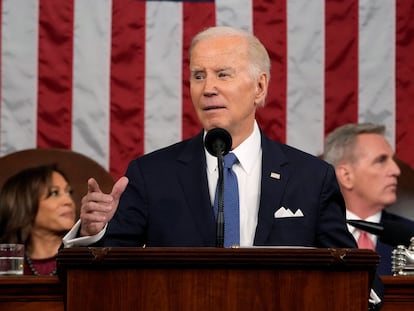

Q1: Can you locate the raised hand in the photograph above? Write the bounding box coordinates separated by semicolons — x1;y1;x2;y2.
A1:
79;176;128;236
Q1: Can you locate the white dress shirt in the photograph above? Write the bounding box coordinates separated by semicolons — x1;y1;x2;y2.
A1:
206;121;262;247
346;210;382;305
346;210;382;248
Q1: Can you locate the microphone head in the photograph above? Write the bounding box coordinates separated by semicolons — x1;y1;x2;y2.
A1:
204;128;232;157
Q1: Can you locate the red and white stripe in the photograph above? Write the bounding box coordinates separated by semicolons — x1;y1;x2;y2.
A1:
1;0;413;179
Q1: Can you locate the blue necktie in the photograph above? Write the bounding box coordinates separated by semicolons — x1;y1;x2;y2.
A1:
214;152;240;247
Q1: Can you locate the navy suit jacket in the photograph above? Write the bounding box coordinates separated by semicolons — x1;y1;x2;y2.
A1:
98;129;384;304
376;210;414;275
102;130;357;249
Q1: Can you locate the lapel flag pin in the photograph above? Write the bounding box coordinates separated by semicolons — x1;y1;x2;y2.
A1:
270;172;281;180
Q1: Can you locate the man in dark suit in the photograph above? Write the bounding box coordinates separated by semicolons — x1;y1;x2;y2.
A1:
376;210;414;275
64;26;355;249
63;26;382;308
324;122;414;275
83;130;353;248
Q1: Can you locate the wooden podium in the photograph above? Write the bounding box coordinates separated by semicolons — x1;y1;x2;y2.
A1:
382;276;414;311
57;247;378;311
0;276;63;311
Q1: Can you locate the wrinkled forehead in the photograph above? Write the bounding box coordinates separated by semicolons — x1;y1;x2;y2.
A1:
353;134;394;159
356;133;393;150
190;36;249;68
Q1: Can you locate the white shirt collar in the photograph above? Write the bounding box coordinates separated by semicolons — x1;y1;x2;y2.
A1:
205;121;261;174
346;210;382;234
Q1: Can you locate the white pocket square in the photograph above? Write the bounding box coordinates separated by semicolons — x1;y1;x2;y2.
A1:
274;207;304;218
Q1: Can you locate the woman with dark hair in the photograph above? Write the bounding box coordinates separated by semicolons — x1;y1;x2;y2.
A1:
0;164;76;275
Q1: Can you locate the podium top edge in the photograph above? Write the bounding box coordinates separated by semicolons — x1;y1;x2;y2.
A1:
56;247;379;273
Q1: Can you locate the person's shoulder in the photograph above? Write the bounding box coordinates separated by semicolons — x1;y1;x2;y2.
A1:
382;210;414;226
262;132;329;167
380;210;414;246
281;143;322;161
132;130;204;163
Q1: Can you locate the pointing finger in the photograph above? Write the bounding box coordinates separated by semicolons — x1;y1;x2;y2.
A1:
110;176;129;201
87;178;102;194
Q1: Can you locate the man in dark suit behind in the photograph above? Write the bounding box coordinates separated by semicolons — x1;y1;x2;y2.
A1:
324;122;414;275
63;26;382;308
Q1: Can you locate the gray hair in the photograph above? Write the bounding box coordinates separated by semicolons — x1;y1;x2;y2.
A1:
189;26;271;107
323;123;386;166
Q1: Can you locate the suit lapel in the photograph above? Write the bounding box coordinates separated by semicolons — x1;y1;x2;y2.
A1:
254;133;291;245
176;131;217;245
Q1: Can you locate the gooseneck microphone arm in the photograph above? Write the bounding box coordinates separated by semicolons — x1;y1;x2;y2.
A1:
346;219;384;236
204;128;232;248
346;219;414;247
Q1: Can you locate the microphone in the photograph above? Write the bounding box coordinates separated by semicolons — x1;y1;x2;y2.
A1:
346;219;414;247
205;128;232;157
204;128;232;247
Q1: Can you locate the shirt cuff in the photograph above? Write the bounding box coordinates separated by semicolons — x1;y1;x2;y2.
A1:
62;219;107;247
369;289;381;305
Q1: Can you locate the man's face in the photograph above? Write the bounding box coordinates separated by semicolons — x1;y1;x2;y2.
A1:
349;133;400;209
189;35;267;148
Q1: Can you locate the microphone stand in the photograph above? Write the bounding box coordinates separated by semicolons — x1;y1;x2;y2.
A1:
216;153;224;248
204;127;232;248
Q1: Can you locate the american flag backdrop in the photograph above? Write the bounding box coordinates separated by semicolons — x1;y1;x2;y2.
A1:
1;0;414;180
